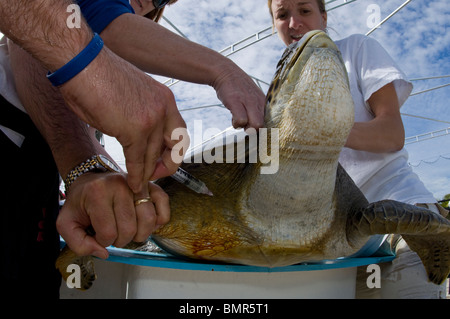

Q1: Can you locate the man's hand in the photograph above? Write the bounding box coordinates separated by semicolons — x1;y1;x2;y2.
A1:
59;46;187;193
56;172;170;259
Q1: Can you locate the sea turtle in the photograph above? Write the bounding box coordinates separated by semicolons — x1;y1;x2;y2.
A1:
56;30;450;290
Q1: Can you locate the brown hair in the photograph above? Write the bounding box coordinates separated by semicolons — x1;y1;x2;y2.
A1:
144;0;179;22
267;0;326;18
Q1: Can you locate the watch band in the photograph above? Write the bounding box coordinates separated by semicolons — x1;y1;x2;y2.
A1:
63;155;118;194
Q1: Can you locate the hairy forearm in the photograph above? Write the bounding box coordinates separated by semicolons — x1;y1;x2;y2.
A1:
101;13;236;86
8;40;110;178
0;0;92;71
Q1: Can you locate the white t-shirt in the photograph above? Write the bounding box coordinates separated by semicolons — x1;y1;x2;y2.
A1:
0;36;27;147
334;34;436;257
335;34;435;205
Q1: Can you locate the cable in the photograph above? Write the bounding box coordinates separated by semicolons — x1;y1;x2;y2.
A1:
408;153;450;167
410;75;450;81
410;83;450;96
401;114;450;125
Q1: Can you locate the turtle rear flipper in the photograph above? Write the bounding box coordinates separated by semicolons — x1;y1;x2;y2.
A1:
402;233;450;285
55;246;96;290
346;200;450;285
55;241;146;290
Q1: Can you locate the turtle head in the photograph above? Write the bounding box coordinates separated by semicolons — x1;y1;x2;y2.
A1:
265;30;354;153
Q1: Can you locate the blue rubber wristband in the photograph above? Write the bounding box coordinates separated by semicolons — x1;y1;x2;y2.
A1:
47;33;104;87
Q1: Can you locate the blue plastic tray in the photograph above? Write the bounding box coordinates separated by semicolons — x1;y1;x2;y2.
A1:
104;245;395;273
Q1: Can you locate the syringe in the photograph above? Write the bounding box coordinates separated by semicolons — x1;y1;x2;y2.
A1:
171;167;213;196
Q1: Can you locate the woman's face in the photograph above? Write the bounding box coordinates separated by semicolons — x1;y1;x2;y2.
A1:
271;0;327;46
129;0;155;16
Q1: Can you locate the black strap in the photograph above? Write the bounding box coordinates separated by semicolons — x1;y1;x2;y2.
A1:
0;94;34;137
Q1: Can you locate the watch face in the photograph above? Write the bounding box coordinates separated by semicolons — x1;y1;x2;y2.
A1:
98;155;121;172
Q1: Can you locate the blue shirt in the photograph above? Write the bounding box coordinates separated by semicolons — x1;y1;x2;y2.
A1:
77;0;135;34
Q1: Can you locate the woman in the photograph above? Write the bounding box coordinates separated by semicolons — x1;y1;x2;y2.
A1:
268;0;447;298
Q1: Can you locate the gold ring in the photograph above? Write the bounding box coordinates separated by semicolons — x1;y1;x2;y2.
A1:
134;197;152;206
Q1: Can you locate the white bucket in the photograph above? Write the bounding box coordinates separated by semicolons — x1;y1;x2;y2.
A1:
60;246;394;299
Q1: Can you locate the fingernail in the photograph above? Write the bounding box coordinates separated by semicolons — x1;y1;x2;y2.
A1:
92;250;108;259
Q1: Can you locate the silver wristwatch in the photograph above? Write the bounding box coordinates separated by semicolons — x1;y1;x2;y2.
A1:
64;154;121;193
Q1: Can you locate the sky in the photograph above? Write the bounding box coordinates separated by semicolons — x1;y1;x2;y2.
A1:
105;0;450;201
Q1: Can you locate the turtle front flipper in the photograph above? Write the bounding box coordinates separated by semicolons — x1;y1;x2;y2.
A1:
346;200;450;285
55;246;97;290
